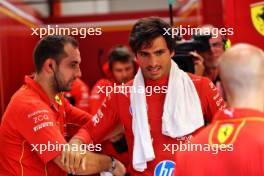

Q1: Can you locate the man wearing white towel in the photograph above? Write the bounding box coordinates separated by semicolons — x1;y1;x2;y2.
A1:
62;17;226;176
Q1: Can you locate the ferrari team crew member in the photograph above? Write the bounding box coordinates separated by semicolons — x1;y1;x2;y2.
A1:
175;44;264;176
0;35;125;176
89;45;136;115
199;25;227;99
64;17;226;176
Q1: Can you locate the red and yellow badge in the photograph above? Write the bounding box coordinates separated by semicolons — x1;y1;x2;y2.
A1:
208;120;246;145
55;94;62;106
250;1;264;36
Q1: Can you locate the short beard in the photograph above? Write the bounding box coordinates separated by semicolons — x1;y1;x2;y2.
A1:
52;72;72;93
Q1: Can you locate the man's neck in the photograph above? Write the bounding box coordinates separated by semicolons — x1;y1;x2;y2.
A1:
204;67;219;81
228;95;264;112
34;74;57;101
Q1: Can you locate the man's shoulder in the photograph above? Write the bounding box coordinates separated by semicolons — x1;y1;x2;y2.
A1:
188;73;210;84
94;78;113;87
72;78;89;90
187;73;213;92
90;79;113;95
7;85;50;114
101;80;134;102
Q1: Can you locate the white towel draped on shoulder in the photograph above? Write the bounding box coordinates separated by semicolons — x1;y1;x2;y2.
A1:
130;60;204;172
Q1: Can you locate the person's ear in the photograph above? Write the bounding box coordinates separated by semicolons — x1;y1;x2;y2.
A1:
43;59;55;73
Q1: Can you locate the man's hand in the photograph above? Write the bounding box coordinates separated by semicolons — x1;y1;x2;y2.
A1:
61;138;85;174
111;158;126;176
112;160;126;176
190;51;205;76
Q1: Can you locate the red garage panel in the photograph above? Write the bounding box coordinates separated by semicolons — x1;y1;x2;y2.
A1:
0;2;40;117
223;0;264;49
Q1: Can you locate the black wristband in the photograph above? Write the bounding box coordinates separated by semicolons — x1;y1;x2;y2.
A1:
108;156;116;173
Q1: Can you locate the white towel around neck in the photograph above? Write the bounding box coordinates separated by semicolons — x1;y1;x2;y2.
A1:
130;60;204;172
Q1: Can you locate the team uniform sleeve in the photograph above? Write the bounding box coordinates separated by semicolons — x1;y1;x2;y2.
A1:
74;93;120;144
200;78;226;123
13;103;67;164
64;98;92;139
64;98;91;124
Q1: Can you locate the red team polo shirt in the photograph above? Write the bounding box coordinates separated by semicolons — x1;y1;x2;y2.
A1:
0;76;90;176
175;108;264;176
75;74;226;176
